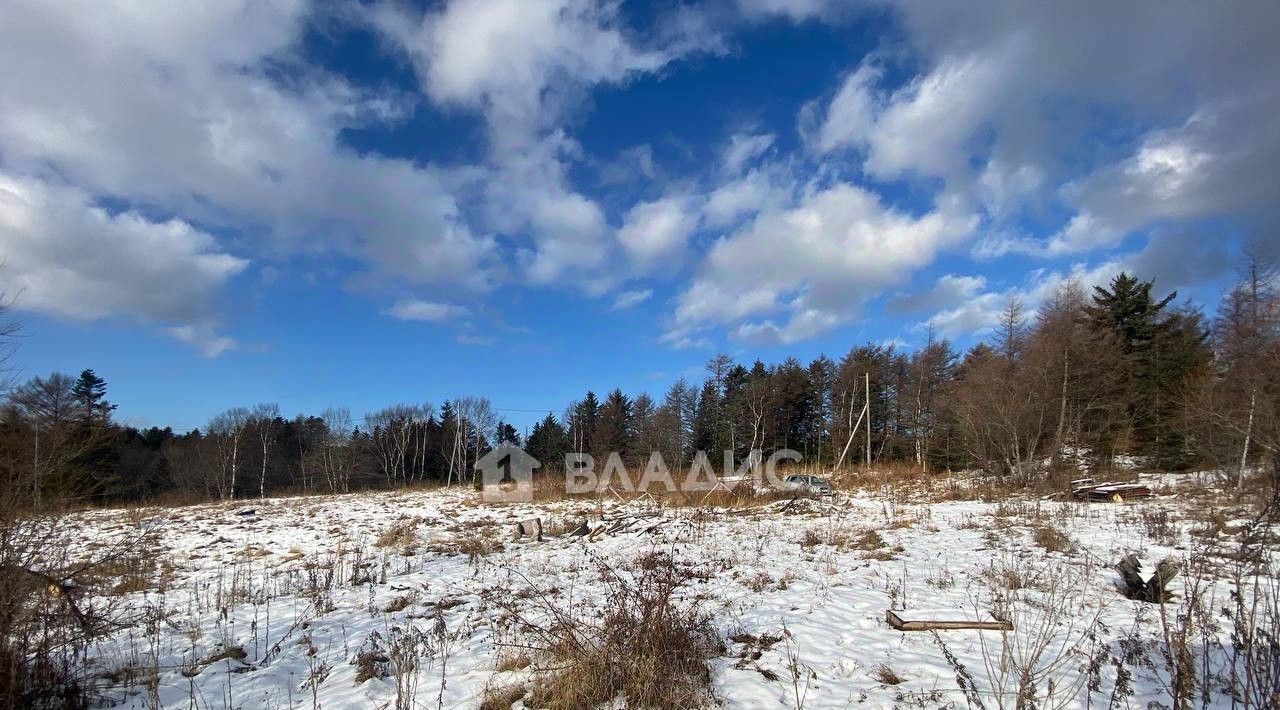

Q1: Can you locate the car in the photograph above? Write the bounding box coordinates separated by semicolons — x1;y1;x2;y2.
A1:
782;474;833;496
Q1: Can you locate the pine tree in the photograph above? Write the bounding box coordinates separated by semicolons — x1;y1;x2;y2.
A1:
72;369;115;425
1085;272;1208;464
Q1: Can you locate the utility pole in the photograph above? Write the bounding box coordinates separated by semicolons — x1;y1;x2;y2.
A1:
864;372;871;469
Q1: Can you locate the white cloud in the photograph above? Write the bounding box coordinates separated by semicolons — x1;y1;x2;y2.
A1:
611;289;653;311
385;299;469;323
0;0;497;321
703;165;794;229
0;172;245;354
736;0;845;23
886;274;987;315
808;52;1007;181
804;63;882;155
804;1;1280;260
671;182;975;344
456;333;496;346
376;0;720;287
721;132;775;176
617;197;699;272
166;324;238;359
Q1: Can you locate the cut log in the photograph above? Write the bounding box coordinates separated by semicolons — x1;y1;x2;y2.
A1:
513;517;542;541
885;609;1013;631
1116;554;1179;603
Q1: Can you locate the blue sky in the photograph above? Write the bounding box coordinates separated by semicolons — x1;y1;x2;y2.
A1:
2;1;1276;434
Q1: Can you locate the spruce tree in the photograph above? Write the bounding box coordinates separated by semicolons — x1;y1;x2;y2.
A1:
72;368;115;425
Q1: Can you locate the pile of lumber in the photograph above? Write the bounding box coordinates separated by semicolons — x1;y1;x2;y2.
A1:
1071;479;1152;501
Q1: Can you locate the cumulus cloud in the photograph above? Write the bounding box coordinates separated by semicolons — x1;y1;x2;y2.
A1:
617;197;700;272
0;172;244;353
886;274;987;315
804;1;1280;251
385;299;470;323
376;0;720;286
924;231;1226;340
0;0;496;330
670;183;975;345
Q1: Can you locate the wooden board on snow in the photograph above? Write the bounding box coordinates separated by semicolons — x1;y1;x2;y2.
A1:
886;609;1013;631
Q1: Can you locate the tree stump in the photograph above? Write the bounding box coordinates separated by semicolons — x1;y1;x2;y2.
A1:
513;517;543;541
1116;554;1180;602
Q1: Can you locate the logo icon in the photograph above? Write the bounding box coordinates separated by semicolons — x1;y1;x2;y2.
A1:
474;444;539;503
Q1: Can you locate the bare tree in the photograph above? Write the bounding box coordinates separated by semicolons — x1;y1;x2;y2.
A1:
250;403;280;498
9;374;86;509
454;397;495;488
208;407;251;500
366;405;422;485
316;407;358;493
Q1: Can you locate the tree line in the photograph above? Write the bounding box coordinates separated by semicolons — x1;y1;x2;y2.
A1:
1;261;1277;509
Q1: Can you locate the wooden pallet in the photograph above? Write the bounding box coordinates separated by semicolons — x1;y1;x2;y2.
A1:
886;609;1013;631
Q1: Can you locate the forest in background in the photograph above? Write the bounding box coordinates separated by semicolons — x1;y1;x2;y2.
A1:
2;257;1277;510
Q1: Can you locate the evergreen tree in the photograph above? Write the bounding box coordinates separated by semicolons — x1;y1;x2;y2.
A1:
494;420;521;446
691;378;721;455
1086;273;1209;464
595;388;633;461
72;369;115;425
526;413;568;470
568;391;600;454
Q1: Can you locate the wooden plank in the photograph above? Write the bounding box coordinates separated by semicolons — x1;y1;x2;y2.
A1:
886;609;1013;631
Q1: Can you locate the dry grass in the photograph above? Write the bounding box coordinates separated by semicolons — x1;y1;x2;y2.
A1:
374;518;419;549
495;649;531;672
508;551;722;709
382;593;416;613
1032;524;1075;554
871;662;904;685
479;681;527;710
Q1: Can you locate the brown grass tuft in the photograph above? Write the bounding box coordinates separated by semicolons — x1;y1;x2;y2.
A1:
516;551;722;709
479;681;527;710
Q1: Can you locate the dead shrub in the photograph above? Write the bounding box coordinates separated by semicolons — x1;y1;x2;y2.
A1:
375;518;419;550
510;551;722;709
1139;507;1178;545
352;633;391;684
852;530;886;550
871;662;904;685
1032;524;1075;554
799;528;822;550
457;534;504;564
383;593;416;613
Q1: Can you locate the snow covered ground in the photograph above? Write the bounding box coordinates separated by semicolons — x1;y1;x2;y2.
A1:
64;477;1276;709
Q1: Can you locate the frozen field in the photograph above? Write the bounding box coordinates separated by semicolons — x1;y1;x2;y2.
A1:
65;476;1276;709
